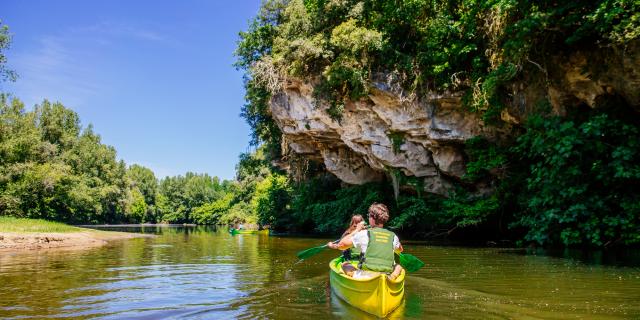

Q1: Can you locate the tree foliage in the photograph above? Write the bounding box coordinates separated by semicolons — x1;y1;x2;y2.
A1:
0;20;17;83
0;97;127;223
253;172;292;228
127;165;157;206
237;0;640;128
513;110;640;246
0;94;252;225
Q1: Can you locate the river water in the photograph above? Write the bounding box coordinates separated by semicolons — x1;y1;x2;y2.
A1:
1;226;639;319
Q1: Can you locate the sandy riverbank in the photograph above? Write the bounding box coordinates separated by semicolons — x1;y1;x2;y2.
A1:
0;230;154;251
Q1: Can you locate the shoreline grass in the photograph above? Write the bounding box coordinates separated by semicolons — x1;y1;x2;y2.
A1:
0;217;85;233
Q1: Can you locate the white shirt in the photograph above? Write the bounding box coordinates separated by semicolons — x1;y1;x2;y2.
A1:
351;229;401;254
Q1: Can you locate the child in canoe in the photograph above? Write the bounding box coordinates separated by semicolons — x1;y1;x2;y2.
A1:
328;203;404;280
341;214;364;261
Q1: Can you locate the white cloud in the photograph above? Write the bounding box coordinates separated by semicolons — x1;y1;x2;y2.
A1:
23;36;100;103
6;20;170;109
70;21;169;43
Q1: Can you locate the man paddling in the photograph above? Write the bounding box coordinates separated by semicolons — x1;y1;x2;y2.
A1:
327;203;404;280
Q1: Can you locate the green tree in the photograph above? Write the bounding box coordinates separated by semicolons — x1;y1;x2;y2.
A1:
191;193;234;225
513;111;640;246
219;202;257;225
252;172;291;228
126;164;158;206
0;97;128;224
0;21;17;82
126;188;148;223
157;173;227;223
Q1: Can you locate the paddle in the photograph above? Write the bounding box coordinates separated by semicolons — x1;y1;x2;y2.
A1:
298;241;425;272
398;253;425;273
296;240;339;260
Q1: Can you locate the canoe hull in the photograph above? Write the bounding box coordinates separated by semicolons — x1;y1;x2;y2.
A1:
329;257;405;317
229;229;269;235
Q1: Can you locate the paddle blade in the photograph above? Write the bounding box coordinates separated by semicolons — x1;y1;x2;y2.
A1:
399;253;425;273
296;245;328;260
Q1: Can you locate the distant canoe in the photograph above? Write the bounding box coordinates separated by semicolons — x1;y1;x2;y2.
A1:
329;257;405;317
229;229;269;235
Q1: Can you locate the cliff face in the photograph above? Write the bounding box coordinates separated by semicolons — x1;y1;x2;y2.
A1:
269;41;640;196
271;80;490;195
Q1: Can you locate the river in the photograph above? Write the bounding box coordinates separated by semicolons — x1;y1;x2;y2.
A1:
1;226;639;319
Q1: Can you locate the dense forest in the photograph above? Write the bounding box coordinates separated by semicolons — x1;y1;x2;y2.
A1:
0;95;257;225
234;0;640;247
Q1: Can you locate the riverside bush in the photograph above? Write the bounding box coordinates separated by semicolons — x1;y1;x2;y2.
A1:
513;110;640;246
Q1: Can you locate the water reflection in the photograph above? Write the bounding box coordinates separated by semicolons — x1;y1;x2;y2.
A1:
0;226;639;319
509;247;640;268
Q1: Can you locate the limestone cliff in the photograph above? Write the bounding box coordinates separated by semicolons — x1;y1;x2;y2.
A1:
268;41;640;196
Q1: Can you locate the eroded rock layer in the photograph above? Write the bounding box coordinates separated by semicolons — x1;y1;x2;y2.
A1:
271;80;492;195
269;41;640;196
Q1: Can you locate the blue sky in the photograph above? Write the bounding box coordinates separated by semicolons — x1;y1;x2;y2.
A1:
1;0;262;180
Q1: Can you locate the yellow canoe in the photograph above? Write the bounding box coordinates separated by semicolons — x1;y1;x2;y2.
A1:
229;229;269;235
329;257;405;317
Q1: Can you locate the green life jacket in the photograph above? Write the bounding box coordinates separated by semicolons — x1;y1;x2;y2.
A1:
362;227;396;272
